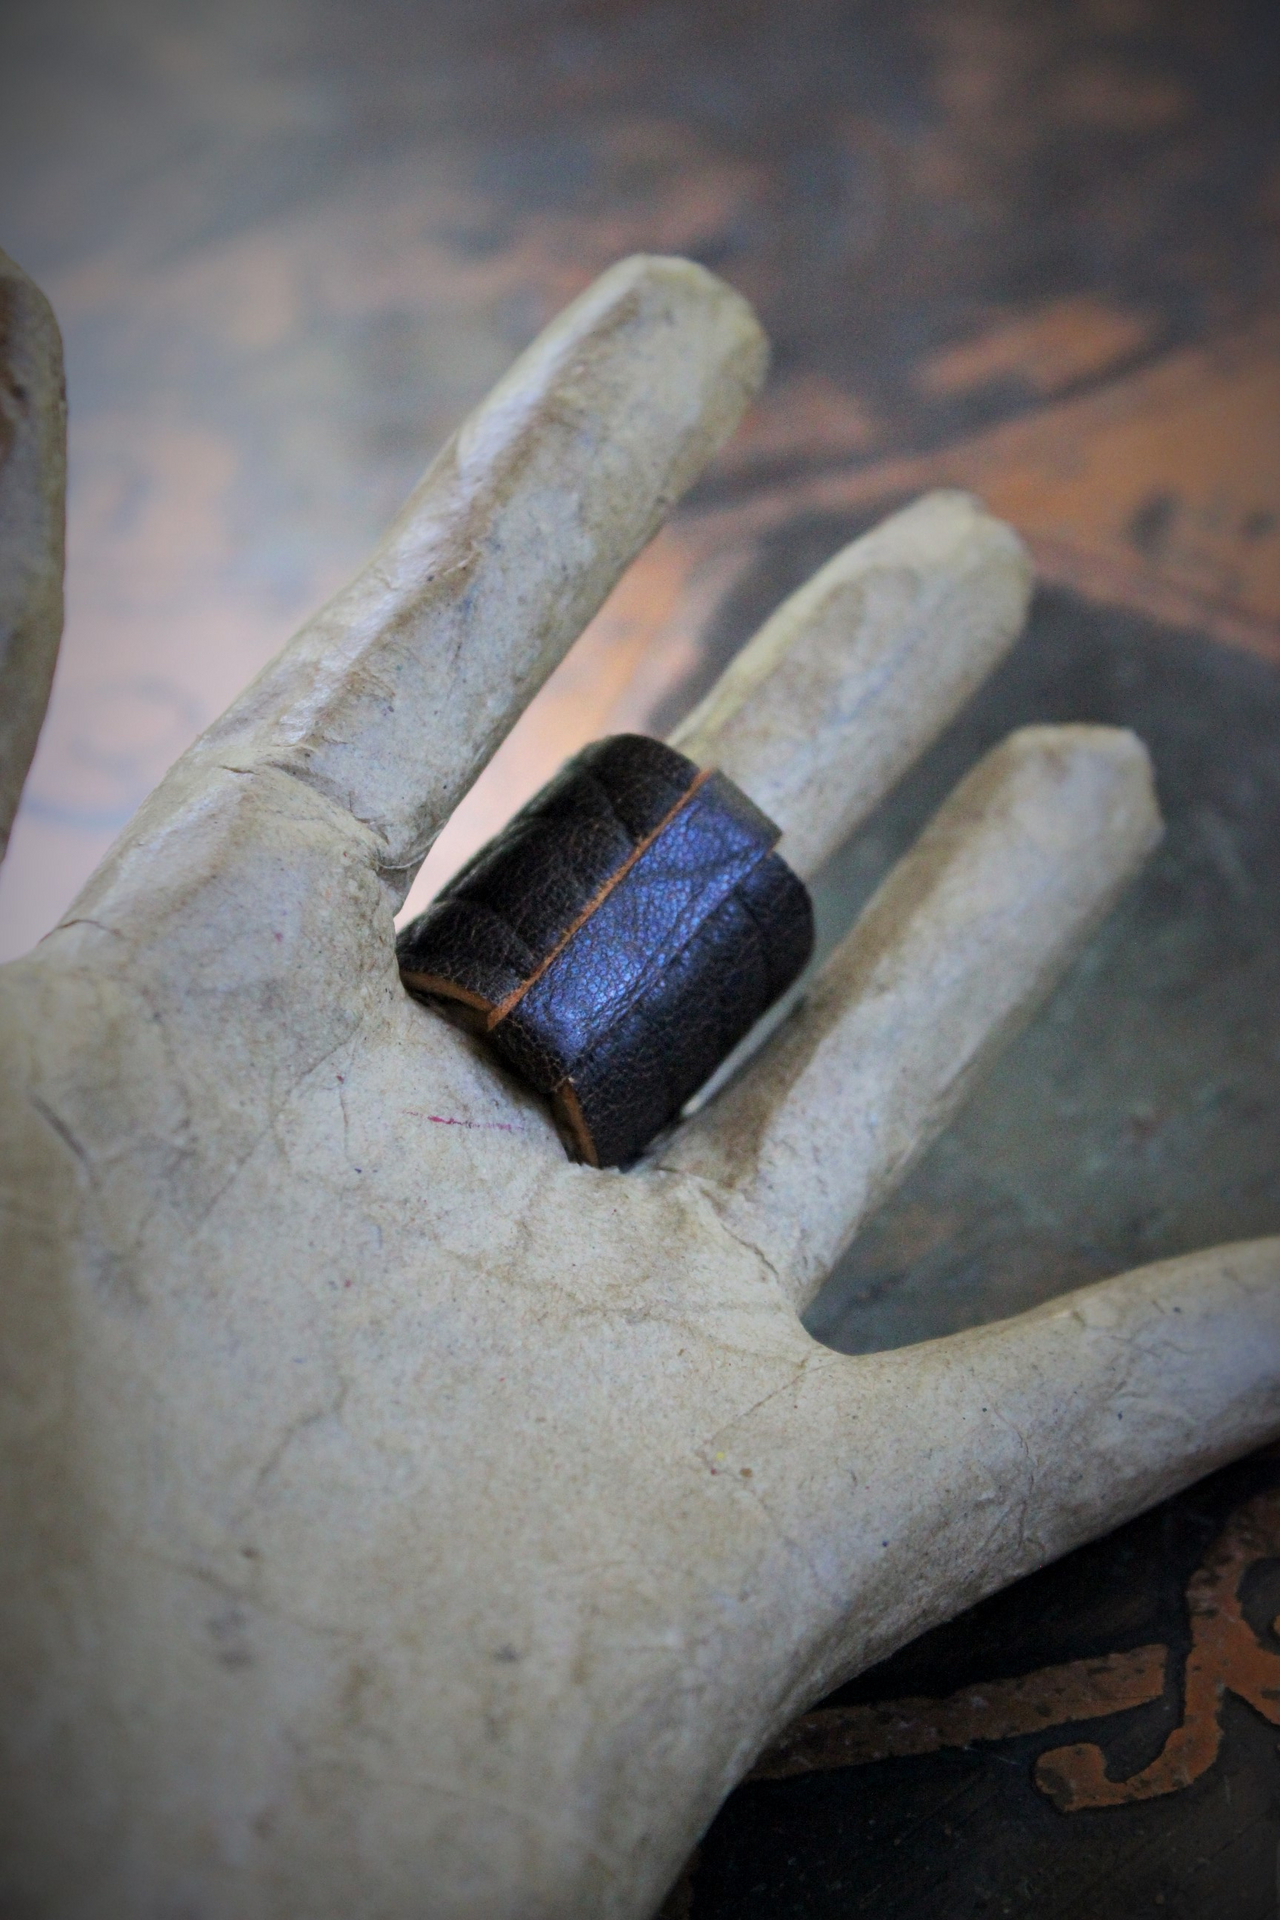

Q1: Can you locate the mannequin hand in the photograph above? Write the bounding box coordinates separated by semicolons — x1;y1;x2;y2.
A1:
2;251;1278;1920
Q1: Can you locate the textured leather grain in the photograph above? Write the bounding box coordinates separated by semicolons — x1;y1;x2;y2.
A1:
397;735;813;1165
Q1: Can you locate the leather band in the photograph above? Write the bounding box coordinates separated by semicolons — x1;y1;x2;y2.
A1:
398;735;814;1166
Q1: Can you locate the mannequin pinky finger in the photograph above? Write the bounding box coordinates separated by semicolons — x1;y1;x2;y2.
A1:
0;248;66;863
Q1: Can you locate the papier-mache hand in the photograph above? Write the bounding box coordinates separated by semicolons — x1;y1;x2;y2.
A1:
1;247;1278;1920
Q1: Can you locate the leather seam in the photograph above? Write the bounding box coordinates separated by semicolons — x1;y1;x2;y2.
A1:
551;852;776;1090
487;764;715;1030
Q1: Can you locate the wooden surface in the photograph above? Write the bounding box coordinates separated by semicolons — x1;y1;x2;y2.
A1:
3;0;1278;948
2;3;1280;1912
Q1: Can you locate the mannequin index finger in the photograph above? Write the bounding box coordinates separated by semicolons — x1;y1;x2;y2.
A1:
664;726;1162;1309
193;256;766;890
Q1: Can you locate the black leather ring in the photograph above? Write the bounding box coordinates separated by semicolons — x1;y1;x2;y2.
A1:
397;735;814;1167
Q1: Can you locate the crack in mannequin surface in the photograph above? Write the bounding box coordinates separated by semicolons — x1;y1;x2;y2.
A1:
1;249;1277;1919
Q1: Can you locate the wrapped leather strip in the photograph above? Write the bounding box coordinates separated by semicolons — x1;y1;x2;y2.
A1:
398;735;813;1165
